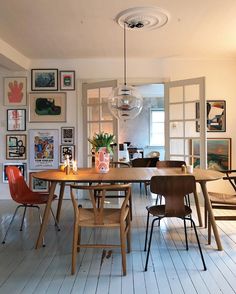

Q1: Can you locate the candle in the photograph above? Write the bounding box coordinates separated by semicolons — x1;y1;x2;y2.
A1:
72;160;77;172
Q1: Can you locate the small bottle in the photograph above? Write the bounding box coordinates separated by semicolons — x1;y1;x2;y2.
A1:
181;164;186;173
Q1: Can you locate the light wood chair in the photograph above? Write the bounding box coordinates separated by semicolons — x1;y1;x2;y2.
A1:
94;161;133;219
207;170;236;244
144;175;206;271
70;183;131;275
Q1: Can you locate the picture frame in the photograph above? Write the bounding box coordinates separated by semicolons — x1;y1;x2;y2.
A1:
4;77;27;106
29;129;59;169
6;134;27;160
196;100;226;132
31;69;58;91
190;138;231;171
3;163;27;183
60;145;75;163
60;70;75;90
29;92;66;122
7;109;26;131
61;126;75;144
29;172;49;192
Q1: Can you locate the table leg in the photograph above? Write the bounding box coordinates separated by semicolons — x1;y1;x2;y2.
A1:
35;181;57;249
193;190;203;227
200;181;223;251
56;182;65;223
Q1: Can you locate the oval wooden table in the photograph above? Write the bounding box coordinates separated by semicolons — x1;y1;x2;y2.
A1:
33;167;223;250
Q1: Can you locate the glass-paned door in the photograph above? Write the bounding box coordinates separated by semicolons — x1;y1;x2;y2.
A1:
82;80;118;167
164;77;206;168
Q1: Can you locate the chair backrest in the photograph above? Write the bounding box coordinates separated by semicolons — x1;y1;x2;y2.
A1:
156;160;186;168
150;175;196;217
6;166;31;203
110;161;130;168
132;157;159;168
224;170;236;193
70;184;131;225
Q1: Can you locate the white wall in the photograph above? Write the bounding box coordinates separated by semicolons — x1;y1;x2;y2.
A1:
1;57;236;198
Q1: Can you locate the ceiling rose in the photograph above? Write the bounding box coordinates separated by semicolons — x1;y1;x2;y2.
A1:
115;6;170;31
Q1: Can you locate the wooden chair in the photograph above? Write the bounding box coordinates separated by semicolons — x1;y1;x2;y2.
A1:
2;166;59;246
94;161;133;219
207;170;236;244
132;157;159;195
144;175;206;271
156;160;186;168
70;183;131;275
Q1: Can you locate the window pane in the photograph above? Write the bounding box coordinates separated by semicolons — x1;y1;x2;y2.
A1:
150;109;165;146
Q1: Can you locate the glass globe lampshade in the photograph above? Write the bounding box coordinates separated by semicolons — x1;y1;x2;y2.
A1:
108;84;143;120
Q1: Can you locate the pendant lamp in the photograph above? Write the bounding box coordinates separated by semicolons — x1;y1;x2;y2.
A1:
108;21;143;120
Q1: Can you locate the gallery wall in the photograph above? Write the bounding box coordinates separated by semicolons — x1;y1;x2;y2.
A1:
0;57;236;198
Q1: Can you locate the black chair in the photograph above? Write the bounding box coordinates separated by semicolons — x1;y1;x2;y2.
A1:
144;175;206;271
132;157;159;195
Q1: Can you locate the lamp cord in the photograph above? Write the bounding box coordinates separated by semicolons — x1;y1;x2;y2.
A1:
124;21;127;86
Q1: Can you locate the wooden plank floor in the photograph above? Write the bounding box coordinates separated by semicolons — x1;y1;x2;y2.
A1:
1;185;236;294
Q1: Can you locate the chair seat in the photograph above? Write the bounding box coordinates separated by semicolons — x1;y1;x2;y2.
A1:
146;204;192;218
18;193;57;205
78;208;122;227
209;192;236;205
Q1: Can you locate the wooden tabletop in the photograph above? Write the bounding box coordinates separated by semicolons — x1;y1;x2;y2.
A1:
33;167;223;183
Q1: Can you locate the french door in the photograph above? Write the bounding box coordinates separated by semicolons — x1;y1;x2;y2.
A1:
164;77;206;168
82;80;118;167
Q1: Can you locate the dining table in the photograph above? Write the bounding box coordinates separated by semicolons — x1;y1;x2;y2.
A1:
33;167;223;250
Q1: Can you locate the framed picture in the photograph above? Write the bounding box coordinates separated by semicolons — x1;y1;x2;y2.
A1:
61;126;75;144
4;77;27;106
29;92;66;122
190;138;231;171
29;129;59;169
29;172;49;192
7;109;26;131
31;69;58;91
3;163;27;183
196;100;226;132
60;145;75;163
6;134;27;160
60;70;75;90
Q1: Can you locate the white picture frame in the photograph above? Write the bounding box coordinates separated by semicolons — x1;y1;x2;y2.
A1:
29;129;59;169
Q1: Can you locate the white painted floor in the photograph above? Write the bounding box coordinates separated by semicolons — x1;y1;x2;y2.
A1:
0;184;236;294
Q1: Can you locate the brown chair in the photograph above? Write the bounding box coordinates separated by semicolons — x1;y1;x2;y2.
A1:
144;175;206;271
2;166;59;246
94;161;133;219
207;170;236;244
70;183;131;275
132;157;159;195
156;160;186;168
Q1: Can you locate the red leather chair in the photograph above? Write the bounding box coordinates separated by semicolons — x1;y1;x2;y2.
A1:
2;166;59;246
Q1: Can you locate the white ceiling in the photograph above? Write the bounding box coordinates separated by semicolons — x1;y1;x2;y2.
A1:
0;0;236;60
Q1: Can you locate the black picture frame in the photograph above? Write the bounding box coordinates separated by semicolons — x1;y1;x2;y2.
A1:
7;109;26;131
60;145;75;163
31;69;58;91
196;100;226;132
3;163;27;183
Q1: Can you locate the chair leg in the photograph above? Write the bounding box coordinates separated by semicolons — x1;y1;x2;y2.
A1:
2;205;22;244
126;212;131;253
36;207;45;247
144;211;150;251
50;208;61;231
183;218;189;250
129;192;133;221
189;218;207;271
120;223;127;276
71;222;79;275
208;213;211;245
20;206;27;231
144;218;159;271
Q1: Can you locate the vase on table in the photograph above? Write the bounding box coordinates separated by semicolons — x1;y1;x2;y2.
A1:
95;147;110;173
